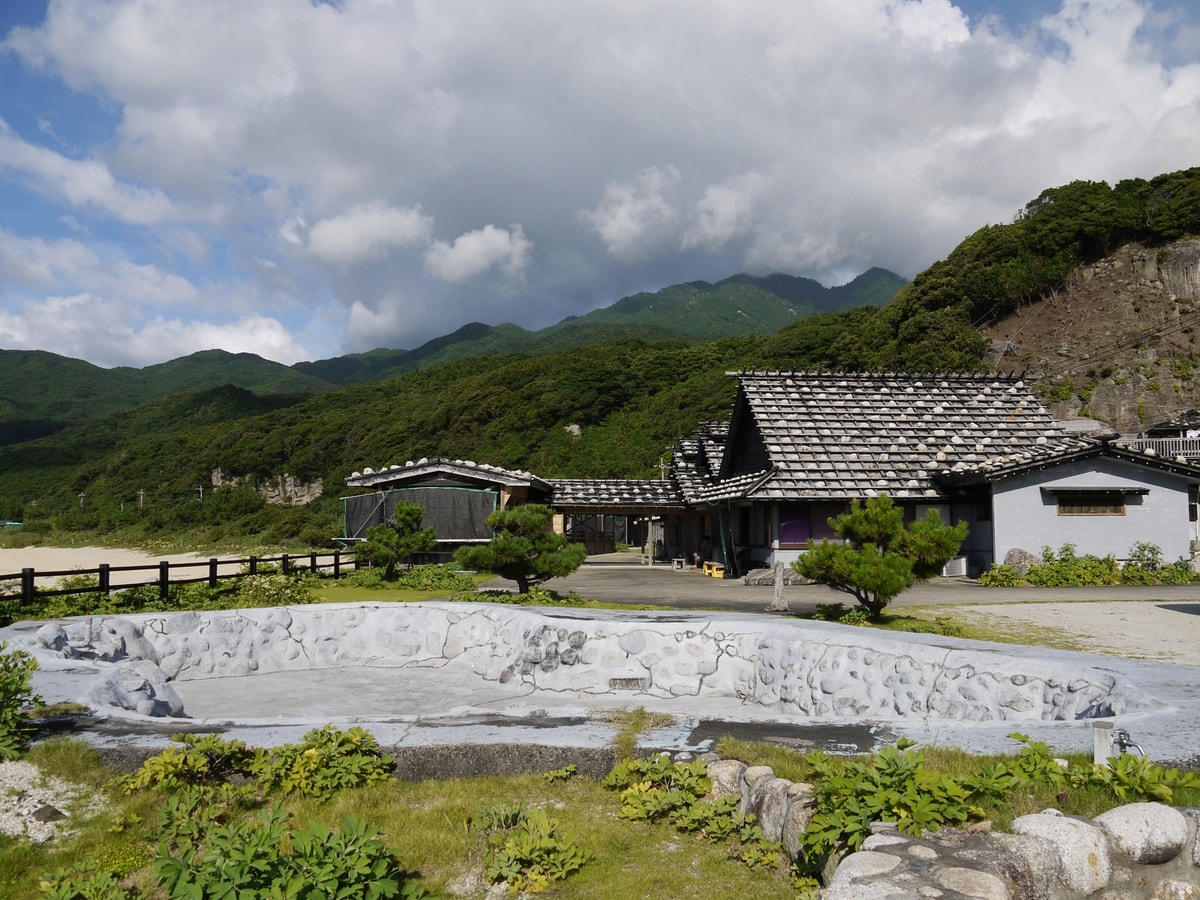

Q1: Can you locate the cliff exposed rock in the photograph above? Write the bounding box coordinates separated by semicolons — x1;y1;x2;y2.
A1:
984;238;1200;433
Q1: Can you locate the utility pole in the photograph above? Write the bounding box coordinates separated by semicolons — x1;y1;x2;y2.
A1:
78;492;85;507
197;486;204;502
138;489;144;509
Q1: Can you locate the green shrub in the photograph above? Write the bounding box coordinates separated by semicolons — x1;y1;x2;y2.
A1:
810;602;848;621
983;543;1198;587
233;572;314;607
155;805;429;899
0;640;41;759
37;867;131;900
1025;545;1121;586
605;754;783;874
250;725;393;801
977;564;1025;586
793;734;1200;875
1121;542;1196;585
471;802;591;894
344;567;388;589
393;563;475;592
121;734;258;794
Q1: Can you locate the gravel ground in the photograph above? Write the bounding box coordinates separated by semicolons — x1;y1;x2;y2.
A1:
0;760;107;842
940;599;1200;666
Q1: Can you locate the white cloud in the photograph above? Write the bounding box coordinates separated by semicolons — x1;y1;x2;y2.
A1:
0;292;309;368
0;119;175;225
424;224;532;282
579;166;682;261
1;0;1199;362
0;230;199;307
681;172;767;252
307;202;434;266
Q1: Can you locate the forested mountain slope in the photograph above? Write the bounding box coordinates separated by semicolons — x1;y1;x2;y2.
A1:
0;269;902;436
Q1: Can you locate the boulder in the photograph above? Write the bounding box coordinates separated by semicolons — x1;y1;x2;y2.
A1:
1094;802;1189;865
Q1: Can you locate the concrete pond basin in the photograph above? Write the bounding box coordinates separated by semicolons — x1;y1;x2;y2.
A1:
4;600;1200;767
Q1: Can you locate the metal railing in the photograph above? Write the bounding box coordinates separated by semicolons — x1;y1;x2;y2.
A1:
1118;437;1200;460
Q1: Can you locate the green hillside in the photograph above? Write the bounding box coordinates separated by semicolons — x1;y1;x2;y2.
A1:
0;267;903;445
0;348;333;446
0;309;872;540
538;269;902;345
292;269;903;386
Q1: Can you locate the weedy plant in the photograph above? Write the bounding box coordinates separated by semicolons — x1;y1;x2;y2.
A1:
470;801;591;894
0;639;41;759
605;754;784;873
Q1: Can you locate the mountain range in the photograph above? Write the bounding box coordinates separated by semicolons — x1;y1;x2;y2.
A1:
0;267;904;446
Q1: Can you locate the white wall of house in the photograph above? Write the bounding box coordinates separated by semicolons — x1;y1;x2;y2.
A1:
991;458;1194;564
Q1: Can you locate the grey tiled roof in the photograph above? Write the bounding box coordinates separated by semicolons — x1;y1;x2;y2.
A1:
672;421;729;503
943;440;1200;483
550;479;685;509
345;457;552;491
722;371;1095;500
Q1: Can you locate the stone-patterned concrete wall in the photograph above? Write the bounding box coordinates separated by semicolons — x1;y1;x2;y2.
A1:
18;603;1146;724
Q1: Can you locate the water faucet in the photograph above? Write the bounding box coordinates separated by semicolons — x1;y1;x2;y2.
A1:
1111;728;1146;757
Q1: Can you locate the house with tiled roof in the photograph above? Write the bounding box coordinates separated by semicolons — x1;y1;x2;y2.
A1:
343;372;1200;576
689;371;1200;575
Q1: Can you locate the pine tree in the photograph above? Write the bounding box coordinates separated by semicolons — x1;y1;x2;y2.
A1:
454;503;586;594
357;501;437;580
793;495;968;620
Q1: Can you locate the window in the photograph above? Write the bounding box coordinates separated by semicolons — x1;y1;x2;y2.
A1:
1055;493;1125;516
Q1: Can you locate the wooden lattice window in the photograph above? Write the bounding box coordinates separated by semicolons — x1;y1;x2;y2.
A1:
1055;493;1126;516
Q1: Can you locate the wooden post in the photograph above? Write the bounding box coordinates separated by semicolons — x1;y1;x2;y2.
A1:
21;568;34;607
333;550;341;578
159;560;170;601
98;563;110;595
249;556;258;576
309;552;317;574
208;558;219;589
282;554;291;576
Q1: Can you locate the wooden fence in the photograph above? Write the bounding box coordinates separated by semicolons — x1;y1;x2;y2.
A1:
0;550;359;611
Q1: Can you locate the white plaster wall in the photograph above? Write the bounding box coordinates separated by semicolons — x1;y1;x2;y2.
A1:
992;458;1192;563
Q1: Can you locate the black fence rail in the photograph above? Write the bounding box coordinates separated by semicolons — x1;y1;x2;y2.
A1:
0;550;360;610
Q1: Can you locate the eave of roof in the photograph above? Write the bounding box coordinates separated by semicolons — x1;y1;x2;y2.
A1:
549;478;686;510
345;457;553;491
937;440;1200;485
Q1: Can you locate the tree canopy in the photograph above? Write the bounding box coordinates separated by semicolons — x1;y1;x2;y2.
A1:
454;504;586;594
355;502;438;579
793;495;968;619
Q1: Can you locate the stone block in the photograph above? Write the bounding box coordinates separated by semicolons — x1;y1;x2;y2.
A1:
1012;812;1111;896
1094;802;1189;865
745;775;791;843
703;759;745;801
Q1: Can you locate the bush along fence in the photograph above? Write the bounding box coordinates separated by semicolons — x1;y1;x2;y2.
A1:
0;549;359;612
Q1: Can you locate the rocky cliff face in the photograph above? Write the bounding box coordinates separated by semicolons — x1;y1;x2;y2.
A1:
983;238;1200;433
209;468;323;506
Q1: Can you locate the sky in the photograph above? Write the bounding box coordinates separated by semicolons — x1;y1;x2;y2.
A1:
0;0;1198;369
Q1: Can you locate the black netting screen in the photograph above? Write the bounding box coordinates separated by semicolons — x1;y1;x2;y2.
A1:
345;487;498;540
344;493;386;539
